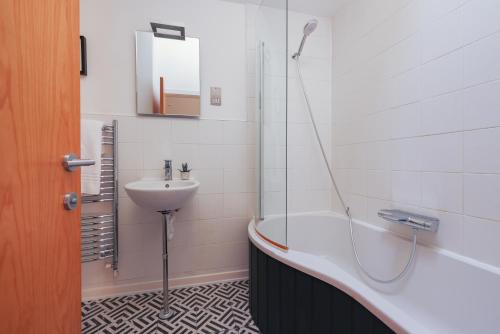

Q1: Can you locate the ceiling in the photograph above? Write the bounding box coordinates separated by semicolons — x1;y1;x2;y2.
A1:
223;0;351;17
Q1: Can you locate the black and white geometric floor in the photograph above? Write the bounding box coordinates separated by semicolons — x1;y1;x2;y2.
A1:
81;279;261;334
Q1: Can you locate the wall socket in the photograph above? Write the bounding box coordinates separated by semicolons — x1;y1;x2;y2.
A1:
210;87;221;106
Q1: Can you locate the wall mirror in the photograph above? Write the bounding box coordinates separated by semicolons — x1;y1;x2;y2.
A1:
135;31;200;117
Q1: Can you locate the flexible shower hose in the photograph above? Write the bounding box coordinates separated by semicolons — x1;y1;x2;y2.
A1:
294;58;417;284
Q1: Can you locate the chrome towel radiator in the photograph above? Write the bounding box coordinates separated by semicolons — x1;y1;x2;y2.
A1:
81;120;118;272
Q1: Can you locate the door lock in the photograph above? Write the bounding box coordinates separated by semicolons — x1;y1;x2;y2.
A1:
64;192;79;211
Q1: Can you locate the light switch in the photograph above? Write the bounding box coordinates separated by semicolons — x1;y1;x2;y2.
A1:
210;87;221;106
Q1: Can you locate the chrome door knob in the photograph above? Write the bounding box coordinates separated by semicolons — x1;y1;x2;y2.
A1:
63;153;95;172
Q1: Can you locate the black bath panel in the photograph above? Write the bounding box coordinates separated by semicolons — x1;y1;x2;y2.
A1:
249;242;395;334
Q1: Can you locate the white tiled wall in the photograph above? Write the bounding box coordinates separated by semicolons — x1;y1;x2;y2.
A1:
247;3;334;217
248;3;288;218
82;115;255;291
81;0;246;121
332;0;500;268
288;12;333;214
81;0;254;295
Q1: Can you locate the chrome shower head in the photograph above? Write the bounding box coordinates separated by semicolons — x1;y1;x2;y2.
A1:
292;19;318;59
303;19;318;36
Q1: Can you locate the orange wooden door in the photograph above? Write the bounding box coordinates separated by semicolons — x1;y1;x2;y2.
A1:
0;0;81;333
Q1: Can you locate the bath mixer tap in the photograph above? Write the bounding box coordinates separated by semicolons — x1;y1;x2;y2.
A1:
164;160;172;181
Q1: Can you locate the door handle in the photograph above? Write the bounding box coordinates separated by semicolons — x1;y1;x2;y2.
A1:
63;153;95;172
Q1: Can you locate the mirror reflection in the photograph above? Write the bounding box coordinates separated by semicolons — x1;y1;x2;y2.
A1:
135;31;200;117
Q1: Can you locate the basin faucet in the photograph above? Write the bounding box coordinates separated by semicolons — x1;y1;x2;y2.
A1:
164;160;172;181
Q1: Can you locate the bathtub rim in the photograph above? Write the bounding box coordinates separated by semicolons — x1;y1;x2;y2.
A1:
249;212;428;334
255;211;500;277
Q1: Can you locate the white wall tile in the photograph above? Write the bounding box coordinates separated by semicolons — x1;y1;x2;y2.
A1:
198;194;224;220
118;142;143;170
421;50;463;99
142;222;162;255
391;103;421;139
383;33;421;77
224;145;248;169
463;31;500;87
349;169;367;196
391;138;422;171
365;142;391;170
391;171;422;206
223;121;248;145
463;80;500;130
195;169;224;194
116;116;143;143
199;120;224;144
463;215;500;268
142;118;171;143
308;190;332;212
422;172;463;213
118;224;145;253
421;90;463;135
198;145;225;169
172;119;200;144
464;174;500;221
395;67;423;107
176;196;199;222
118;251;146;280
461;0;500;44
420;133;463;172
421;8;463;63
419;0;466;22
119;197;157;225
223;193;249;218
464;127;500;173
366;170;392;200
224;169;250;193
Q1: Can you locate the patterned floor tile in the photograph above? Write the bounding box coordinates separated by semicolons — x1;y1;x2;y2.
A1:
82;280;260;334
99;319;140;334
82;312;115;334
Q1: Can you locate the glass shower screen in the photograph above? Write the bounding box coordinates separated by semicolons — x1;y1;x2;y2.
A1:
255;0;288;249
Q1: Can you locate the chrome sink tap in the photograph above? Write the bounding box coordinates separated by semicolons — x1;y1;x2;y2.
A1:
164;160;172;181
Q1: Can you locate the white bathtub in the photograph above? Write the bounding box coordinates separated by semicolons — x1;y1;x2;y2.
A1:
248;212;500;334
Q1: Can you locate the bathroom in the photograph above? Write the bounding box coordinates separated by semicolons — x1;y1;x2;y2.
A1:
2;0;500;333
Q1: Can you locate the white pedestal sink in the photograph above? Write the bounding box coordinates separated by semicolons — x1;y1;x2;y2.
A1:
124;178;199;319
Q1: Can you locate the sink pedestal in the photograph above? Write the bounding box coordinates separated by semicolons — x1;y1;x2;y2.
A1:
158;210;175;320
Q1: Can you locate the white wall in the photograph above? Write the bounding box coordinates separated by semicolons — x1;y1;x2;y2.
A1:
332;0;500;269
80;0;254;297
81;0;246;121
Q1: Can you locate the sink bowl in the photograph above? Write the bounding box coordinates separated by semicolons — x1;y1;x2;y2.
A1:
125;178;200;211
